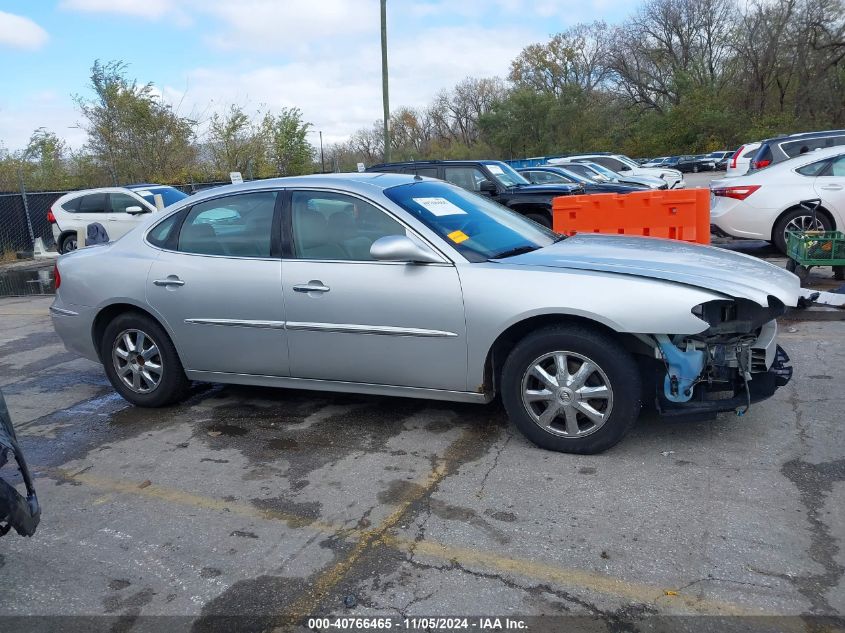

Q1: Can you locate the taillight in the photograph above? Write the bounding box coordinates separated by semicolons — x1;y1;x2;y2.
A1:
53;263;61;289
47;208;56;224
729;146;743;169
712;185;761;200
752;159;771;169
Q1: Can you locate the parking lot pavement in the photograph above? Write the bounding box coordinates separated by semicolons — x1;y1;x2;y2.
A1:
1;296;844;628
684;171;722;189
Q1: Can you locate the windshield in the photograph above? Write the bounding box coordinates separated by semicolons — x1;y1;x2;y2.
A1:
583;163;620;181
485;162;531;188
563;164;605;182
384;181;557;262
616;155;640;169
132;186;188;207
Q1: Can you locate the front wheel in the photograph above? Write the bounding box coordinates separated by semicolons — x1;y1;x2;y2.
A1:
501;325;641;454
101;312;190;407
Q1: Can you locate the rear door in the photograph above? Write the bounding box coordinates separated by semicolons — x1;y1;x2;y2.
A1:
146;190;288;377
815;154;845;224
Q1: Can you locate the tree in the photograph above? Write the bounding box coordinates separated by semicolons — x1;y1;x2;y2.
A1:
207;105;265;177
259;108;313;177
75;60;197;183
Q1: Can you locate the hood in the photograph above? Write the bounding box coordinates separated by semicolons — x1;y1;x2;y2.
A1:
509;183;582;195
585;183;646;193
498;234;800;307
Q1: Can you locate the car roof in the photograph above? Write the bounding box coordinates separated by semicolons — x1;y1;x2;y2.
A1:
168;172;422;207
368;159;507;168
762;129;845;143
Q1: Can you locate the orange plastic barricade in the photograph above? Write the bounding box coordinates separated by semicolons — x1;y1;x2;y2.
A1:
551;189;710;244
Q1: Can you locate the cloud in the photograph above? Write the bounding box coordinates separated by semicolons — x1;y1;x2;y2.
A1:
0;10;49;51
0;92;86;151
161;22;532;147
59;0;187;21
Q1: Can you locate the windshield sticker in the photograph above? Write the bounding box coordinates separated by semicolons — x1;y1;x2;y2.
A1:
487;164;505;175
447;230;470;244
413;197;467;217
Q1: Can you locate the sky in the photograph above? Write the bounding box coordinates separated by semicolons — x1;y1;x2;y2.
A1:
0;0;630;152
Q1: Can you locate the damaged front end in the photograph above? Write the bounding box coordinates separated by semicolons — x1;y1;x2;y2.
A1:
0;388;40;537
646;297;793;419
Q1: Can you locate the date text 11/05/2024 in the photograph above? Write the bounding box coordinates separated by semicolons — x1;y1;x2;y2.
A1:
306;617;528;630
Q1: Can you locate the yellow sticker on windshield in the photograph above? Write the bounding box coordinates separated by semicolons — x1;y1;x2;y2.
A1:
447;230;469;244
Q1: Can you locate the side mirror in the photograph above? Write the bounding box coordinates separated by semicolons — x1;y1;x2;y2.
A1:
479;180;497;194
370;235;442;264
126;206;147;215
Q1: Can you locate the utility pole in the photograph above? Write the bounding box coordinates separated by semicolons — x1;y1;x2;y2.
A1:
319;130;325;173
380;0;390;163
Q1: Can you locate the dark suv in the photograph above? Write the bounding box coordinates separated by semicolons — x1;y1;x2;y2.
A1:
366;160;582;228
750;130;845;171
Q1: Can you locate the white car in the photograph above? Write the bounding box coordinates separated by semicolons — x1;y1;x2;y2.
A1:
710;146;845;253
560;153;685;189
725;142;761;178
48;185;188;253
642;156;669;168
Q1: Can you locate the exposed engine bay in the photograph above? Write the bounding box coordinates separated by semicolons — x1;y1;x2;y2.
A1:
642;297;793;418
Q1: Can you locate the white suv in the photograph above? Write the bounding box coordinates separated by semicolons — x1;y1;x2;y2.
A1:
564;154;685;189
49;185;188;253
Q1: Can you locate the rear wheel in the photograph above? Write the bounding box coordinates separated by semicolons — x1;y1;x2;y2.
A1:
101;312;190;407
59;233;78;254
773;208;832;254
501;325;641;454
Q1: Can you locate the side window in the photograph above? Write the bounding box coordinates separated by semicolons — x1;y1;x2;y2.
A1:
110;193;143;214
827;155;845;177
62;196;82;212
593;157;625;171
78;193;107;214
178;192;277;257
796;159;830;177
147;213;182;248
443;166;487;192
291;191;406;261
414;167;438;178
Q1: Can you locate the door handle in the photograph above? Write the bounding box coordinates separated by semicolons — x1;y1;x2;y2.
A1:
153;277;185;287
820;184;843;191
293;281;330;293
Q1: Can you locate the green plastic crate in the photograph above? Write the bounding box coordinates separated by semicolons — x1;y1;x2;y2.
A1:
786;231;845;266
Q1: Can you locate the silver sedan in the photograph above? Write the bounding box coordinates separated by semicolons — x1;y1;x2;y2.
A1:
51;174;800;453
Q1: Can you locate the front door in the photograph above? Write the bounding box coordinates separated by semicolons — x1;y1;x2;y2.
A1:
107;192;148;240
281;189;468;391
146;190;288;377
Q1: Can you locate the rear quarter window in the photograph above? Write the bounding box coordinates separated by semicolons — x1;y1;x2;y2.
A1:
62;196;82;212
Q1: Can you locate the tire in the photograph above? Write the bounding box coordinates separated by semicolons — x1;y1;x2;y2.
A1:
773;207;833;254
501;325;641;454
100;312;190;407
59;233;78;254
525;212;552;229
834;266;845;281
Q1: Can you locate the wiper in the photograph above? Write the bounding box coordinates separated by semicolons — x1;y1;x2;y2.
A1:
490;245;540;259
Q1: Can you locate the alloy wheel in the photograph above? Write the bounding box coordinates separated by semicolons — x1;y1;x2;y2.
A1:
520;351;614;438
112;329;163;394
62;237;77;253
784;215;826;243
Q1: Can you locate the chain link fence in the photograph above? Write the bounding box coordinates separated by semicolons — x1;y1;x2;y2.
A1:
0;180;234;259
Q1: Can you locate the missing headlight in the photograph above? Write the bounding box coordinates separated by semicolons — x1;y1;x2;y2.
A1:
692;297;785;336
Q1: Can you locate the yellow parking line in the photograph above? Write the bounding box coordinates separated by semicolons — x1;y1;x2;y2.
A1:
49;463;772;617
